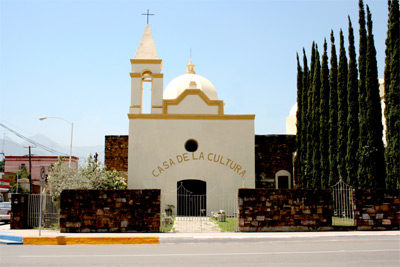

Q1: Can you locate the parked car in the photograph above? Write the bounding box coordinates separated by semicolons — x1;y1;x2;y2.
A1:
0;202;11;223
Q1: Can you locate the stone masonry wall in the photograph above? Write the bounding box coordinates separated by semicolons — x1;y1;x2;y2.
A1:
255;135;296;188
354;189;399;230
60;189;160;233
104;135;128;174
238;189;332;232
10;194;30;229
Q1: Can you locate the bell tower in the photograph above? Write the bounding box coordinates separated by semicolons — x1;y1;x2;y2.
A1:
130;24;163;114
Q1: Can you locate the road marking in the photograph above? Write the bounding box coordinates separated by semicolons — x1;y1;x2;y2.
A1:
20;249;400;258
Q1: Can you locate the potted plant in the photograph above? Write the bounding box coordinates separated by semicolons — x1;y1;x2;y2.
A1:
165;204;175;216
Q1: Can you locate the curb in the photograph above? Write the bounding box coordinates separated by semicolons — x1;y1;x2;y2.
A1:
22;236;159;245
0;235;23;245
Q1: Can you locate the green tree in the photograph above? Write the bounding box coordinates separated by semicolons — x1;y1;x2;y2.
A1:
337;29;349;183
384;0;400;189
319;39;330;188
357;0;370;186
363;5;386;188
305;44;316;188
346;17;359;188
311;46;321;188
301;49;310;188
295;53;304;186
0;159;4;172
328;31;339;186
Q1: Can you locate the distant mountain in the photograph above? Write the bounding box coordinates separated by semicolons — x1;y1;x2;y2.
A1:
0;136;27;156
0;134;104;164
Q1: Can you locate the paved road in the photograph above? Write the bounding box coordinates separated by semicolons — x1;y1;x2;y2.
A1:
1;235;399;266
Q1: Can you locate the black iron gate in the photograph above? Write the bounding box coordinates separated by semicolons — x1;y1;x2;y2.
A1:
177;180;206;216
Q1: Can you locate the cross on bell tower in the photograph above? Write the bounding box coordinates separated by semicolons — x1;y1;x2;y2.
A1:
142;9;154;24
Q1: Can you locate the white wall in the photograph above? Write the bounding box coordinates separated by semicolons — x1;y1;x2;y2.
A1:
128;117;255;215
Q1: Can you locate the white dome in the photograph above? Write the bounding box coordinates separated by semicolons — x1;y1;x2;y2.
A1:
163;60;218;100
289;103;297;116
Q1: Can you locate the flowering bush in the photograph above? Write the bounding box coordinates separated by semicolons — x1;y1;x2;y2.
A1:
47;155;127;204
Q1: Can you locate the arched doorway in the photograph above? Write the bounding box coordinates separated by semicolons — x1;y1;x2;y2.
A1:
275;170;292;189
177;180;206;216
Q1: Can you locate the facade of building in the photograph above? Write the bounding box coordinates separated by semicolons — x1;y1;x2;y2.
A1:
127;25;255;215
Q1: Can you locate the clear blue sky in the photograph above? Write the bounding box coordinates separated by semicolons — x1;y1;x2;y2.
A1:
0;0;389;155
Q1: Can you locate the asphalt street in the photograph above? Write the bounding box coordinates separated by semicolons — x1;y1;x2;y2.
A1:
1;234;399;266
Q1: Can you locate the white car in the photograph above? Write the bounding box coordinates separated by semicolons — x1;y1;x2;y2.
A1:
0;202;11;223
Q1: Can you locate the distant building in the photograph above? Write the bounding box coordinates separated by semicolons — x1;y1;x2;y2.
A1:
4;156;79;193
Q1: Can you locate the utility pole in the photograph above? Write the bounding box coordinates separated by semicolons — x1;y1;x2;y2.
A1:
24;146;35;193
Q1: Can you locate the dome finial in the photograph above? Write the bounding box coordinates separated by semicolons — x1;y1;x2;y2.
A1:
186;48;195;74
186;58;196;74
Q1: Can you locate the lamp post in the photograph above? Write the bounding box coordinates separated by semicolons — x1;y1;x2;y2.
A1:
39;117;74;167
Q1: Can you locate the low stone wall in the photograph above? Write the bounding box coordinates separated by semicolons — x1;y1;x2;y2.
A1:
238;189;332;232
354;189;399;230
10;194;30;229
60;189;160;233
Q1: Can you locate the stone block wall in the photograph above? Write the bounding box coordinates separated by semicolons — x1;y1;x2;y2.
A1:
104;135;128;177
10;194;30;229
255;135;296;188
354;189;399;230
238;189;332;232
60;189;160;233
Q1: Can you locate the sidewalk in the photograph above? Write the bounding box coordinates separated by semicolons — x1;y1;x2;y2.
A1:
1;224;399;245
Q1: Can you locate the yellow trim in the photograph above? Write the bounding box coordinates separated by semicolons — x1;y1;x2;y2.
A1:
163;89;224;115
23;237;159;245
152;73;164;78
142;70;152;76
130;73;141;78
152;105;163;108
128;114;255;120
130;73;163;79
130;59;162;65
130;105;141;108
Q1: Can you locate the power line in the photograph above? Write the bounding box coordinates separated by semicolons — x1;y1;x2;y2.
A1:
0;122;68;156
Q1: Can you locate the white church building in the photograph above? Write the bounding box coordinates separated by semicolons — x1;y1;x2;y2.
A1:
127;25;255;216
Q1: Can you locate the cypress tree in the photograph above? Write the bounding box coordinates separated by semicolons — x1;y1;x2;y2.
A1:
295;53;304;186
337;30;349;183
319;39;330;188
346;17;359;188
365;6;386;188
301;49;310;188
328;31;339;186
384;0;400;189
358;0;369;186
311;46;321;188
305;43;316;188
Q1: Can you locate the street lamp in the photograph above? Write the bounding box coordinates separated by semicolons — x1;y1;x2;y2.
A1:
39;116;74;167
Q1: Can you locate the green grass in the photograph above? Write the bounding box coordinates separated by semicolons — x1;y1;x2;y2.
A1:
332;216;355;226
210;217;237;232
